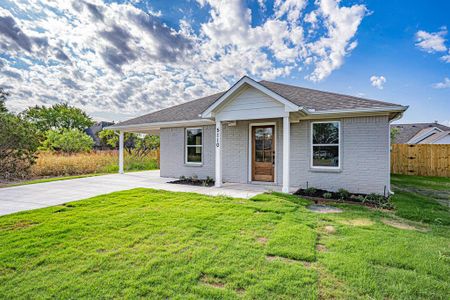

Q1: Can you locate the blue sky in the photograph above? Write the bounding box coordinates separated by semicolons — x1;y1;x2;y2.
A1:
0;0;448;125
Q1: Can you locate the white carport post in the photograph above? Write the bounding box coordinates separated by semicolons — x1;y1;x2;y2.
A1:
118;131;124;174
215;120;222;187
282;116;290;193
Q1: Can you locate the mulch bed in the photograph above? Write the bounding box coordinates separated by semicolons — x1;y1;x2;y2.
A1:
297;194;393;210
168;179;215;187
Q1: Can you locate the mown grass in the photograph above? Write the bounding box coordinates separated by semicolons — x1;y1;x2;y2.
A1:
0;176;449;299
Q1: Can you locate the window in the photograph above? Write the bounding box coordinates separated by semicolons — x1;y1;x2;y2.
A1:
185;128;202;164
311;121;340;168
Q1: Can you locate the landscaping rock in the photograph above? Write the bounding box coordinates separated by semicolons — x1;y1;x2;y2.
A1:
323;225;336;234
307;204;343;214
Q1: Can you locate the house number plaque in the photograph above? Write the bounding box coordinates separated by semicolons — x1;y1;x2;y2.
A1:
216;127;220;147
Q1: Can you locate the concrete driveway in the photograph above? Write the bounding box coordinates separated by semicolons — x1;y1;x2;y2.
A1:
0;171;280;216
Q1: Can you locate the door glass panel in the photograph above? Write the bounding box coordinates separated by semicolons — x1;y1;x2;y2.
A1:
255;150;264;162
254;127;273;163
264;150;272;162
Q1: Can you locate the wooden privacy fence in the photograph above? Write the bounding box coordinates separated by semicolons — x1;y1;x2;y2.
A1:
391;144;450;177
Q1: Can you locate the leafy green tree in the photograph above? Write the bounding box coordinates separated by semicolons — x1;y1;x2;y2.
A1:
98;129;159;156
41;129;94;153
390;127;399;144
98;129;136;154
0;112;40;180
21;103;94;132
0;88;9;113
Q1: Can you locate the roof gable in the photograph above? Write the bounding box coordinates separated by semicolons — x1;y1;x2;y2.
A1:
201;76;299;118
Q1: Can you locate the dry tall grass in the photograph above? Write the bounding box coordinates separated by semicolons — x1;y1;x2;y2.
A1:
31;150;159;177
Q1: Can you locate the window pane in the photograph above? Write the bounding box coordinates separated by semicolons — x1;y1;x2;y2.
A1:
264;150;272;162
313;122;339;144
187;129;202;145
312;146;339;167
187;146;202;163
255;150;264;162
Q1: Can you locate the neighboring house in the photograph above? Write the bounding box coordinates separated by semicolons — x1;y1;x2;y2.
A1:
108;76;407;195
392;123;450;144
84;121;114;149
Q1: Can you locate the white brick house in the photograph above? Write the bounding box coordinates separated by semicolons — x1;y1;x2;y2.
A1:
108;76;408;195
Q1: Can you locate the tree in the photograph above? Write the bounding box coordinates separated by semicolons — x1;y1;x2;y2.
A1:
98;129;136;154
390;127;399;144
21;103;94;132
0;88;9;113
0;113;40;180
40;129;94;153
98;129;159;156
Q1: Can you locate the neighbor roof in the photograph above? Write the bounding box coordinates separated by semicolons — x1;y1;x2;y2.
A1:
418;131;450;144
112;78;405;128
391;123;450;144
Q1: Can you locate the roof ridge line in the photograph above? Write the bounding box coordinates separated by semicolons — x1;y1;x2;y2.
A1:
259;80;402;107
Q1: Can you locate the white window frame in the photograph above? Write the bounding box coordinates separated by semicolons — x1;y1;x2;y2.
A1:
185;127;203;165
310;121;341;169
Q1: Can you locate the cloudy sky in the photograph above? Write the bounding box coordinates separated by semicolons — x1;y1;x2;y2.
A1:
0;0;449;125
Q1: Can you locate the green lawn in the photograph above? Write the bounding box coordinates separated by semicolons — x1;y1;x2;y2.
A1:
0;177;449;299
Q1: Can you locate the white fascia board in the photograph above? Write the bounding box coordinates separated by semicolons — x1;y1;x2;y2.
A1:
305;105;408;115
201;76;299;118
106;119;215;132
407;127;443;144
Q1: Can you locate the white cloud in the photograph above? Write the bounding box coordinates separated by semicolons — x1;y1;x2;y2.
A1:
306;0;367;81
415;28;447;53
0;0;367;118
370;75;386;89
432;77;450;89
441;50;450;63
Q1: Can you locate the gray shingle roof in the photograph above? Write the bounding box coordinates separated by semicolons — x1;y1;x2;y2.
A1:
113;79;404;127
391;123;450;144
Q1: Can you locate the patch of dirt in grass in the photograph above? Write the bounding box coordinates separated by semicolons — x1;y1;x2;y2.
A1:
0;266;17;276
265;255;312;267
323;225;336;234
381;218;428;232
1;220;38;231
339;218;375;227
199;274;225;289
257;237;268;245
316;244;327;252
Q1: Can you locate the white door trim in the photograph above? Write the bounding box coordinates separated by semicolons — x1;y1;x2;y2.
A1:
248;122;277;183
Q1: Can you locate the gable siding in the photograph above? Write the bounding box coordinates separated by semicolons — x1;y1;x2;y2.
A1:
215;87;286;121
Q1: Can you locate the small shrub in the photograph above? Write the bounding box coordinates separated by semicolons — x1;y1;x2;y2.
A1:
364;193;392;208
323;192;332;199
337;188;350;200
179;175;186;180
355;195;365;202
304;187;317;196
205;176;214;185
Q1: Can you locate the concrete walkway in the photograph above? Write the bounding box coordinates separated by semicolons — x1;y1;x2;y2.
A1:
0;171;284;216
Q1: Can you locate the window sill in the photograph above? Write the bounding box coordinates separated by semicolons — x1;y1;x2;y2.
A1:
184;163;203;167
309;167;342;173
